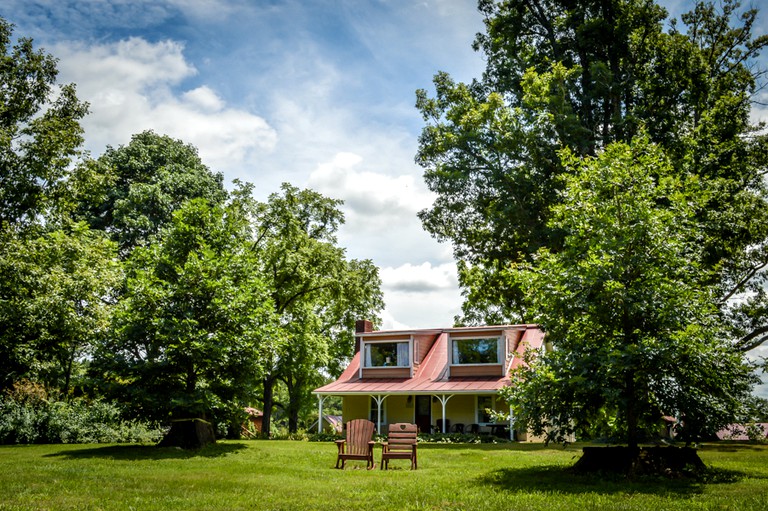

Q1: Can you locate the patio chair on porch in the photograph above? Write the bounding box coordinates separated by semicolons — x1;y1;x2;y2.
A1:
335;419;376;469
381;423;418;470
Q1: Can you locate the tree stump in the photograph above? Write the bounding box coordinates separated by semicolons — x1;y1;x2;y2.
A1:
158;418;216;449
572;446;705;477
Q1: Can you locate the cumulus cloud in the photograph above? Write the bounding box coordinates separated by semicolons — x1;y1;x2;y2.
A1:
380;262;462;329
52;37;277;175
308;152;434;225
380;262;457;293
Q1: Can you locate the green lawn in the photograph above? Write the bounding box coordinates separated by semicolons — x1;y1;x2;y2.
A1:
1;441;767;510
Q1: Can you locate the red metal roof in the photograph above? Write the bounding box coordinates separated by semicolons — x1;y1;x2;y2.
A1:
314;325;544;395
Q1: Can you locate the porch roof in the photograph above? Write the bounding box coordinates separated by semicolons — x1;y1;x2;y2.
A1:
314;324;544;396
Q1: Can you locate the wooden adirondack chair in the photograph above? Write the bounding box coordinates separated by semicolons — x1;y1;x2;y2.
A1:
380;423;418;470
335;419;376;469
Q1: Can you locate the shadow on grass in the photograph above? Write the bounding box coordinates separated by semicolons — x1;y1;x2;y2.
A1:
478;464;748;498
44;442;248;461
701;442;768;453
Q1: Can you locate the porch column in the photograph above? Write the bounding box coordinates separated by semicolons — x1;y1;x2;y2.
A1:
317;395;327;433
508;406;514;441
434;394;454;433
372;394;388;434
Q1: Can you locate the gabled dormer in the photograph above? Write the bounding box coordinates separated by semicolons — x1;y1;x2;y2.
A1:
358;329;441;379
447;326;524;378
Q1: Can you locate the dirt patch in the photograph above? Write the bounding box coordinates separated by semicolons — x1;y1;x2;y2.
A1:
572;446;705;478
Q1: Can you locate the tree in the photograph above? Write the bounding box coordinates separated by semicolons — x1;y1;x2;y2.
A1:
276;258;383;432
252;184;384;435
74;130;228;256
90;195;280;429
0;224;122;395
502;138;758;447
0;17;89;230
416;0;768;347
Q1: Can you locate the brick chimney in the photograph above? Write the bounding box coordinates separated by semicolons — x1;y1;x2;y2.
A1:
354;319;373;353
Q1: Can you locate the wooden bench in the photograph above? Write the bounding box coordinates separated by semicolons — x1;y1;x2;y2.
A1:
381;423;418;470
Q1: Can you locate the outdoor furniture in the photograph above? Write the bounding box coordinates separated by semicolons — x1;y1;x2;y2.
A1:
489;423;509;437
335;419;376;469
466;423;480;434
436;419;450;433
450;423;465;434
381;423;418;470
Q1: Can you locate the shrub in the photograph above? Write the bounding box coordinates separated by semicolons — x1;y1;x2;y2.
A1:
0;383;165;444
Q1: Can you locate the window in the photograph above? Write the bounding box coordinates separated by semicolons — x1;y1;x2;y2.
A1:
364;341;410;367
477;395;494;423
452;337;501;365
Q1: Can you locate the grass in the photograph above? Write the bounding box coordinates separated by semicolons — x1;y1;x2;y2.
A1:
1;441;767;510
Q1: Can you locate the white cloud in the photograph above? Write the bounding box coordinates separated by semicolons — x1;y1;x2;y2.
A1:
183;86;225;112
308;151;434;226
381;262;457;293
306;153;461;328
379;262;462;329
52;37;277;174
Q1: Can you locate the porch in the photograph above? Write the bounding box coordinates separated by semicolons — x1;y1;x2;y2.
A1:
315;392;518;440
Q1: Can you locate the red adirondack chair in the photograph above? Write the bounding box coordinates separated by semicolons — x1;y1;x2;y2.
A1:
380;423;418;470
335;419;376;469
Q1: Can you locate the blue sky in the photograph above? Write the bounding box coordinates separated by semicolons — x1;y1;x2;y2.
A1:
4;0;491;331
3;1;768;400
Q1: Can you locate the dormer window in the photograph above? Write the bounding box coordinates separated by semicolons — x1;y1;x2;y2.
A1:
364;341;410;368
452;337;501;365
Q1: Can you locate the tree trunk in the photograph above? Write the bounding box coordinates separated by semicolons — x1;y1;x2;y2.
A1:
261;375;276;437
625;369;639;449
285;374;305;434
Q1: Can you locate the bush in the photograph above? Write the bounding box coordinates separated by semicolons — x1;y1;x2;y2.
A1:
0;382;165;444
417;432;512;444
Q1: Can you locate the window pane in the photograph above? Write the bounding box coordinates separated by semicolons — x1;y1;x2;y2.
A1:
365;342;408;367
452;338;499;364
478;396;493;423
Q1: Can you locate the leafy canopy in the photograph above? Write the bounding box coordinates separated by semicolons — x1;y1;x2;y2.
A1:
0;17;89;230
416;0;768;344
502;137;759;445
91;194;280;422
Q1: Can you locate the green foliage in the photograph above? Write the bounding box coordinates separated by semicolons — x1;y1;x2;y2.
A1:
502;138;758;446
73;130;228;256
0;18;89;230
252;183;384;435
0;223;122;394
91;195;280;425
417;0;768;342
0;381;163;444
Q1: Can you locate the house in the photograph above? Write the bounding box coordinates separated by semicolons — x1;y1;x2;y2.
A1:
313;320;545;440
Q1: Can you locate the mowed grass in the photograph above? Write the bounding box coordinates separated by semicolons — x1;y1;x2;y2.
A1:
1;441;767;511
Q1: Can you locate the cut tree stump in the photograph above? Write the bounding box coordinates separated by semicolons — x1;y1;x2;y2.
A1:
572;446;706;477
158;418;216;449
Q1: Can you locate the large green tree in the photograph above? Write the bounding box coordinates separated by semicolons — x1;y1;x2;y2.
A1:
502;138;758;447
252;184;383;435
74;130;228;256
91;194;279;427
0;17;89;230
417;0;768;350
0;224;122;395
0;18;125;397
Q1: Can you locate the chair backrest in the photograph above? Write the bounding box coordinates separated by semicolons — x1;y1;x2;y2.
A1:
345;419;375;455
386;423;418;451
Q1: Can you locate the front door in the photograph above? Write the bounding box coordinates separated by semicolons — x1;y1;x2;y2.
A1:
415;395;431;434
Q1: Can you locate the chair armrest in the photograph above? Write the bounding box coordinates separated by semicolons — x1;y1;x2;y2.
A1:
335;439;346;454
